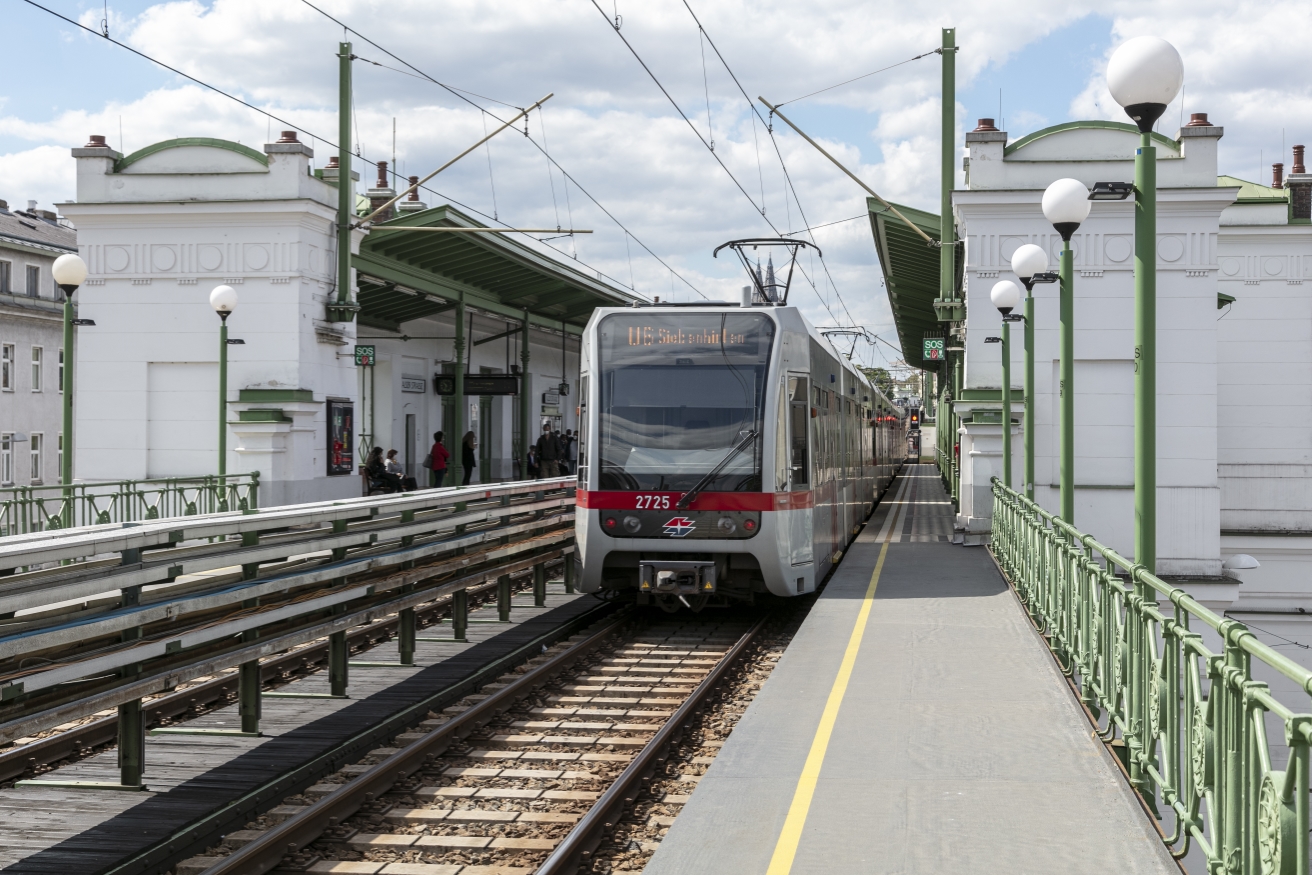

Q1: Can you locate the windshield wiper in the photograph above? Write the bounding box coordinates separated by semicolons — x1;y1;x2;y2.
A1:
676;430;758;510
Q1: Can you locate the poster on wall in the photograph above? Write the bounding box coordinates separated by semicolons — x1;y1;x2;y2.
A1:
328;400;354;476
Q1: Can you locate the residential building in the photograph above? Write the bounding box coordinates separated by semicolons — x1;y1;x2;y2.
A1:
0;200;76;487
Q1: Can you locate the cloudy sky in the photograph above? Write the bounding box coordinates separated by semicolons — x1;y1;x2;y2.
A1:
3;0;1309;373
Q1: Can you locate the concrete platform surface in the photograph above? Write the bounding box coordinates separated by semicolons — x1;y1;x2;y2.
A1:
645;465;1177;875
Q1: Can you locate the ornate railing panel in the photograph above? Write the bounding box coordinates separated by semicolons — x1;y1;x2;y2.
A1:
991;477;1311;874
0;473;259;535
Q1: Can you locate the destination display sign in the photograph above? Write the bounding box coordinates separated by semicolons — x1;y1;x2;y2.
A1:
434;374;520;396
624;325;749;348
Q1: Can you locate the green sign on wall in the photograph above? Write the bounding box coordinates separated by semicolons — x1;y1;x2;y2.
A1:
922;338;945;361
354;345;376;367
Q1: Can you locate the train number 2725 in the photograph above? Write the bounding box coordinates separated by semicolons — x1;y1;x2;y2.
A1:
635;494;671;510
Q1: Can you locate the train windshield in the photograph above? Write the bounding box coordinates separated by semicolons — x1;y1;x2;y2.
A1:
597;312;775;491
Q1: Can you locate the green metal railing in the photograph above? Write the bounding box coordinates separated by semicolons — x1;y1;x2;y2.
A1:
0;473;259;535
990;478;1311;873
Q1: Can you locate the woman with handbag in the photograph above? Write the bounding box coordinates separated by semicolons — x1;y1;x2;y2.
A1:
428;431;450;488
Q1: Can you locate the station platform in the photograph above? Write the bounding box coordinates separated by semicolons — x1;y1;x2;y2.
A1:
645;464;1177;875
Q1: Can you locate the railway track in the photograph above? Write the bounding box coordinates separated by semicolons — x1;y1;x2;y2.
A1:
174;611;778;875
0;561;556;786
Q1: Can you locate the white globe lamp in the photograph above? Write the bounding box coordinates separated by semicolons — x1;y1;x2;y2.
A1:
1107;37;1183;132
1042;178;1092;240
51;253;88;299
1010;244;1049;288
990;280;1021;316
209;285;238;322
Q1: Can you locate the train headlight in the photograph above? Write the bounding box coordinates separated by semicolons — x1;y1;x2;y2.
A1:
717;517;737;535
623;515;642;533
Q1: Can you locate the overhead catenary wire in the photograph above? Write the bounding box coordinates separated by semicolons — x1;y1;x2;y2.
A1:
22;0;653;304
300;0;706;299
677;0;856;325
773;49;937;109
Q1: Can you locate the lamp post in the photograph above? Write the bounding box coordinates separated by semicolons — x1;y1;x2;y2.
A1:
1041;178;1092;524
51;253;88;527
1108;35;1184;576
990;281;1021;489
1009;244;1054;502
209;285;239;479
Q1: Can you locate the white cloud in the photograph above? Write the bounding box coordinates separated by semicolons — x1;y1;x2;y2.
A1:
5;0;1310;365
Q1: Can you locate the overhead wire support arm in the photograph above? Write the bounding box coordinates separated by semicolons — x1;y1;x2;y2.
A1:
355;94;554;227
757;97;935;246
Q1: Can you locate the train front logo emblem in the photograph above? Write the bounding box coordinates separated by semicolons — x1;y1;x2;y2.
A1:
663;517;696;538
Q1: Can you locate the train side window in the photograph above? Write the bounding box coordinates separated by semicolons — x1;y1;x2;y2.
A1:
789;376;809;489
576;375;589;486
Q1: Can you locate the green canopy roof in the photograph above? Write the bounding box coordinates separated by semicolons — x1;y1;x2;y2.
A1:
353;204;640;333
867;198;946;370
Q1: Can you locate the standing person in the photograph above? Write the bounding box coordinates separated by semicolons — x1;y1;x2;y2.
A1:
461;431;477;486
536;423;561;478
565;428;578;476
429;431;450;488
526;445;539;480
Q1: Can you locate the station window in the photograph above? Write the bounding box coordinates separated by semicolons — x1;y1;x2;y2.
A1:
0;434;12;485
0;261;10;293
30;433;42;483
25;265;39;298
1;344;11;390
31;346;43;392
58;349;63;393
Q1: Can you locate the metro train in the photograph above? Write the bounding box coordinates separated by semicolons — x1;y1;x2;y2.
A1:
573;298;909;610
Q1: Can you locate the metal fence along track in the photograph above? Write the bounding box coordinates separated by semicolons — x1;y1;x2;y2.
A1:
0;477;576;789
991;478;1312;874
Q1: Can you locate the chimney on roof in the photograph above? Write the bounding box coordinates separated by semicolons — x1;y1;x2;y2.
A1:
973;118;998;132
85;134;109;147
1273;163;1284;189
327;156;339;168
398;174;428;213
277;130;300;144
367;160;397;222
1287;145;1312;221
1186;113;1212;127
27;200;36;213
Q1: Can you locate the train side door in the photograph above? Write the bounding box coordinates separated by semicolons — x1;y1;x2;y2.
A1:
786;375;814;566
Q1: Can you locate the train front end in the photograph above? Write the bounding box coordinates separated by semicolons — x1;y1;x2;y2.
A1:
573;305;800;609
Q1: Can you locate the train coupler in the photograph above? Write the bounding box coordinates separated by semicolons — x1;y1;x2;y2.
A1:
639;560;716;596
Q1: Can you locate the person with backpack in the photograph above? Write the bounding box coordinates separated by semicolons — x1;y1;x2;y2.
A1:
536;423;562;478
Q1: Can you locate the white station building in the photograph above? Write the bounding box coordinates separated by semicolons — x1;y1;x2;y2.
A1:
874;114;1312;626
59;133;636;507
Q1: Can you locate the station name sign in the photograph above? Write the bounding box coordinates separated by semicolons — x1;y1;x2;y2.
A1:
434;374;520;396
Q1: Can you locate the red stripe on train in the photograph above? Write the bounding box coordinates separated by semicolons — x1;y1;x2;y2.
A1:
576;490;814;512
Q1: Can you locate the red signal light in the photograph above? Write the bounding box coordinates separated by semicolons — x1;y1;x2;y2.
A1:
744;519;757;532
604;517;617;529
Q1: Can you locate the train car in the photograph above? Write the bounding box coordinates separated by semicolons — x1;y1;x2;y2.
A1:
573;299;907;610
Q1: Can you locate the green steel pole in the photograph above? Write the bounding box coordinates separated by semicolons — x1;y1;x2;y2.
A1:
218;317;228;478
521;310;531;479
336;42;353;317
1059;239;1074;523
1001;320;1011;490
61;293;74;526
940;27;956;308
1135;134;1156;572
453;293;465;484
1024;291;1035;501
952;355;961;503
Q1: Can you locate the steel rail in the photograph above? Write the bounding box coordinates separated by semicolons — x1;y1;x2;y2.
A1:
536;614;767;874
197;612;633;875
0;560;550;783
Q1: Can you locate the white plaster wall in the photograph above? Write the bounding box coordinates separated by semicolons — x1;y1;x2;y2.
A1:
956;124;1229;575
61;140;362;506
